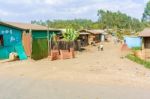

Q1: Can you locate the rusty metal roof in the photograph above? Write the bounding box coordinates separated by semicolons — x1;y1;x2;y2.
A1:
79;29;105;35
139;28;150;37
0;21;59;31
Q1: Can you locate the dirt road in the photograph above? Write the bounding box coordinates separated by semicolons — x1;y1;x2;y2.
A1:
0;42;150;99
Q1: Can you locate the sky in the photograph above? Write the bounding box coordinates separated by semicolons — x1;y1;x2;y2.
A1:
0;0;149;23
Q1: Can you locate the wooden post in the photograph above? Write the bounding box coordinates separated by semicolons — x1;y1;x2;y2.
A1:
29;29;32;58
47;27;50;55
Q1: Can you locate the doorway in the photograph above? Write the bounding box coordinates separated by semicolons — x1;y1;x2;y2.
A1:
0;35;4;46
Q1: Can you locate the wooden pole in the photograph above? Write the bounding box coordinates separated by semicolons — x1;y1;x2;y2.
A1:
29;29;32;58
47;27;50;55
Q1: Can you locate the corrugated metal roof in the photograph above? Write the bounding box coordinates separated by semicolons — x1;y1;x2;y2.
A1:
79;29;105;34
139;28;150;37
79;32;90;35
0;21;59;31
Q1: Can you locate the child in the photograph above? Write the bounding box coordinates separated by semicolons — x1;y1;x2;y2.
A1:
100;44;104;51
98;43;104;51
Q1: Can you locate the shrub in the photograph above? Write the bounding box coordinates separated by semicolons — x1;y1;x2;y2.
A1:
132;47;141;51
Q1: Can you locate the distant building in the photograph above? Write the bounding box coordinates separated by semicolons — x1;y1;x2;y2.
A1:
79;29;107;46
139;28;150;59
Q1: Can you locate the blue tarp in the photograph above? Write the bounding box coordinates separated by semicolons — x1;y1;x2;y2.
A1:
124;36;142;48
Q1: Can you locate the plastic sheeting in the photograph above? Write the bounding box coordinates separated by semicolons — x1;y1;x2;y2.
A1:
124;36;142;48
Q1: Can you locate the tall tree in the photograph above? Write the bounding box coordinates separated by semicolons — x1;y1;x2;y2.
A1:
142;1;150;22
97;9;144;32
31;19;94;30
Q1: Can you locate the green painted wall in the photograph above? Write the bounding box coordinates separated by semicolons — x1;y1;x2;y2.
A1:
32;31;48;39
32;31;60;39
31;30;60;60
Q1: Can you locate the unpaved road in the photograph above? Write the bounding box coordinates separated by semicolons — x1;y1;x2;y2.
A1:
0;78;150;99
0;42;150;99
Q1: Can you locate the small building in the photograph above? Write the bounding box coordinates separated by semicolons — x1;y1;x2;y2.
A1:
79;29;106;46
0;21;61;60
139;28;150;59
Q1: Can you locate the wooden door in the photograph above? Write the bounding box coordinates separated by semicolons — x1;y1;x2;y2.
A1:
144;37;150;48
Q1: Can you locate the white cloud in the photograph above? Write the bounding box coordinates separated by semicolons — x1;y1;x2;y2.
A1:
0;0;146;22
0;10;9;16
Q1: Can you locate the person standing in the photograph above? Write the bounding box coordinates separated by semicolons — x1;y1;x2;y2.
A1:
98;43;104;51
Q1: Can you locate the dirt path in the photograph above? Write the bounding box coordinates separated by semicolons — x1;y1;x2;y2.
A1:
0;42;150;99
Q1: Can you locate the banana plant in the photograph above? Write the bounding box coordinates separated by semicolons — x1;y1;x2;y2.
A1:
62;28;79;49
62;28;79;42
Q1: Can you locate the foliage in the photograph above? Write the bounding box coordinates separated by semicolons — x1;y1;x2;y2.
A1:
31;39;48;60
132;47;141;51
126;54;150;69
62;28;79;42
31;19;94;30
97;10;144;32
142;1;150;23
31;8;149;39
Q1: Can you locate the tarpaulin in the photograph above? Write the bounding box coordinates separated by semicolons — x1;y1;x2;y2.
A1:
124;36;142;48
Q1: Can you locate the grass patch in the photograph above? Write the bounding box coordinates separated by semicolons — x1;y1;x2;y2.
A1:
131;47;141;51
126;54;150;69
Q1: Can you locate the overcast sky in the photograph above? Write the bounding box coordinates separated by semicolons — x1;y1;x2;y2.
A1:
0;0;148;23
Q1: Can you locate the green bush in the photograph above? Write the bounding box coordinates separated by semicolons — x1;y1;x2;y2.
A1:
31;38;48;60
126;54;150;69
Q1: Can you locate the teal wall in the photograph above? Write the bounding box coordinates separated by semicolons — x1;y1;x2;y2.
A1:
32;31;47;39
32;30;60;39
31;30;60;60
0;25;22;59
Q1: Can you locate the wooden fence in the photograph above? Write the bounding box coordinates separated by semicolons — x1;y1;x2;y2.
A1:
50;40;81;51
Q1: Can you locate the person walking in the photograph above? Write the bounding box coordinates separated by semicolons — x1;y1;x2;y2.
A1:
98;43;104;51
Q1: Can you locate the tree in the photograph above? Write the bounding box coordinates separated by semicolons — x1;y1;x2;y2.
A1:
62;28;79;42
31;19;95;30
142;1;150;22
62;28;79;49
97;9;144;32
